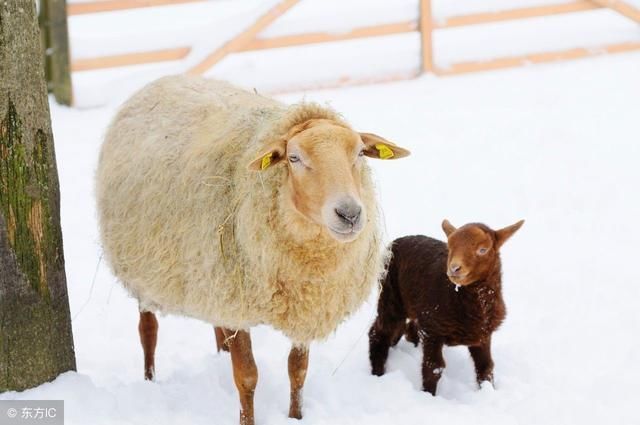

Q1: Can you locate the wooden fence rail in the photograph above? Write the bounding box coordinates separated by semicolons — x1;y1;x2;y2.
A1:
68;0;640;94
67;0;205;15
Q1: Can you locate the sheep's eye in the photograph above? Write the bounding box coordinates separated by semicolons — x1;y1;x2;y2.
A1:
358;149;365;157
288;154;300;163
477;247;488;255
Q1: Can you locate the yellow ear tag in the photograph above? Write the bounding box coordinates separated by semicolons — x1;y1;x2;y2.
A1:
261;152;273;170
375;144;394;159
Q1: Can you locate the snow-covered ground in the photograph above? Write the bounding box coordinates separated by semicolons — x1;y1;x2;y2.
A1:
4;2;640;424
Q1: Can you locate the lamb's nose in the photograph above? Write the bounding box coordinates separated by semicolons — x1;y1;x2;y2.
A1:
335;204;362;226
450;264;462;275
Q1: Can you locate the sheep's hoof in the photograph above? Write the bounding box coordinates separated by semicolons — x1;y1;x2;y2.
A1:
144;367;155;381
288;409;303;420
239;411;254;425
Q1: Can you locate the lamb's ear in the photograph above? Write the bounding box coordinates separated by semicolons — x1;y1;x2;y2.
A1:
360;133;410;160
495;220;525;248
442;219;457;237
247;140;286;171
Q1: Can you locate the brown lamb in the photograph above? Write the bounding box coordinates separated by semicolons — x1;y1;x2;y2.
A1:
369;219;524;395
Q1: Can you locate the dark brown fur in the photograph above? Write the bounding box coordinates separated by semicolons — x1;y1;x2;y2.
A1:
369;220;523;395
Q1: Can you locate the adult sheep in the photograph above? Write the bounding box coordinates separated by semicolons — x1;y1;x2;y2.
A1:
96;75;410;425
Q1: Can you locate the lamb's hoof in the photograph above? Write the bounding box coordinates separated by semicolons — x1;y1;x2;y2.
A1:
422;383;437;396
371;367;385;377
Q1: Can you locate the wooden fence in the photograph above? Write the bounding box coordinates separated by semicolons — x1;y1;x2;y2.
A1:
68;0;640;91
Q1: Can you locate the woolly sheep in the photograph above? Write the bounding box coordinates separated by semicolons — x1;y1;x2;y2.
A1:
96;75;410;424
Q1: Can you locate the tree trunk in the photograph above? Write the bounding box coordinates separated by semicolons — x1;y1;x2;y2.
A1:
0;0;76;392
39;0;72;106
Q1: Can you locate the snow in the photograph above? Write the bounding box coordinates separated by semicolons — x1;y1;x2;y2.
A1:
4;2;640;424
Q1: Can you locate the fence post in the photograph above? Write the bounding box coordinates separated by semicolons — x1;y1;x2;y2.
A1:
419;0;434;73
38;0;72;105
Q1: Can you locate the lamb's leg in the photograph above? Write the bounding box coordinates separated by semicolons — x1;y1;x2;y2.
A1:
469;337;494;387
138;310;158;381
214;326;229;352
369;316;405;376
421;338;444;395
369;270;406;376
288;345;309;420
224;328;258;425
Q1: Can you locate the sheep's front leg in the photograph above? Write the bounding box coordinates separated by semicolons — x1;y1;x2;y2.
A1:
469;337;494;387
214;326;229;352
138;310;158;381
288;345;309;419
421;338;445;395
224;329;258;425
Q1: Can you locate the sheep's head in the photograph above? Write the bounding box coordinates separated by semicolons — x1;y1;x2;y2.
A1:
442;219;524;286
249;118;410;242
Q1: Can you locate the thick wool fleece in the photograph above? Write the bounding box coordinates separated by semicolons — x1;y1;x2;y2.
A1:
96;76;385;344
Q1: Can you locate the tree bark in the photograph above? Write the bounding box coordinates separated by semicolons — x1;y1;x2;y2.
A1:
0;0;76;392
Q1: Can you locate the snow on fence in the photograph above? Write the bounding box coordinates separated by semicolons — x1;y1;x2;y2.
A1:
67;0;640;95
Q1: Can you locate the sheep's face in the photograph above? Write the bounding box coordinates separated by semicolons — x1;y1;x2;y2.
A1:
442;220;524;286
249;119;410;243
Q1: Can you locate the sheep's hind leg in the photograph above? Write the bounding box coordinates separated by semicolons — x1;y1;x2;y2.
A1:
214;326;229;352
288;345;309;420
224;328;258;425
138;310;158;381
469;337;494;387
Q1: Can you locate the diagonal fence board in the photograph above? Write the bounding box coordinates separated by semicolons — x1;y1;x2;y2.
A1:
589;0;640;22
187;0;301;75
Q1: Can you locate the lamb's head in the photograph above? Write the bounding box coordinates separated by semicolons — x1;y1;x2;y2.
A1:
442;219;524;286
249;118;410;242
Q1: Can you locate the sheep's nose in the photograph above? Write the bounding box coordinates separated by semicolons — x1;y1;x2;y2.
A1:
335;204;362;226
449;264;462;275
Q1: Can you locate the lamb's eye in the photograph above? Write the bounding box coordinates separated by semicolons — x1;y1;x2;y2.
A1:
477;247;488;255
288;154;300;163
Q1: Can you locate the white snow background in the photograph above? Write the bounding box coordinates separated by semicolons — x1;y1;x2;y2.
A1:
3;1;640;424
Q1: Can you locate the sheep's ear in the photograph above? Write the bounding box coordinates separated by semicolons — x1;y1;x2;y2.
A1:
248;140;286;171
360;133;410;160
442;219;457;237
495;220;525;248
